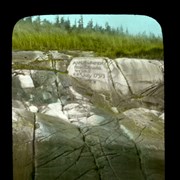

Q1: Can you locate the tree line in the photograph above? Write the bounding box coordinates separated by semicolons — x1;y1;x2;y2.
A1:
13;15;163;59
17;15;144;37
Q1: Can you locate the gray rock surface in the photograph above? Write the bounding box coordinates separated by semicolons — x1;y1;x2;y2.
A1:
67;57;164;112
12;50;49;61
12;51;164;180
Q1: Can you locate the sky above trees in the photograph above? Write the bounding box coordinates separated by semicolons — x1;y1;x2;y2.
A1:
29;14;162;37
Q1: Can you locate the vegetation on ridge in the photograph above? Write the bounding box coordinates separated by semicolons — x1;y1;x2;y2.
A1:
12;15;163;59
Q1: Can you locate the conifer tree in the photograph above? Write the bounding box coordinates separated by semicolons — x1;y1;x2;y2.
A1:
78;15;84;29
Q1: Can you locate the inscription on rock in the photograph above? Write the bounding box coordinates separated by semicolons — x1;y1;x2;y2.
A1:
71;60;107;81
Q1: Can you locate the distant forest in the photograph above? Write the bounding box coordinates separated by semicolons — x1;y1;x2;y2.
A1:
13;15;163;59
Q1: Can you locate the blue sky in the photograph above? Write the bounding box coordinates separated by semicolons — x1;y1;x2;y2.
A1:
31;14;162;37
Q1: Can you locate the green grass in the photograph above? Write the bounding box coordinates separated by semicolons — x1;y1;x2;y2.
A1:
12;24;163;60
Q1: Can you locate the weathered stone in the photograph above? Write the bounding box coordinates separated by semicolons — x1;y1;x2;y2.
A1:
39;102;68;121
12;100;26;109
115;58;163;95
12;51;48;61
49;50;72;60
13;108;35;180
28;105;39;113
120;107;164;180
12;52;164;180
67;57;110;92
159;113;164;120
13;108;153;180
68;57;164;111
18;74;34;88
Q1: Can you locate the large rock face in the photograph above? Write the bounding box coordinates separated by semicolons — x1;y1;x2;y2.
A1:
12;51;164;180
67;57;164;111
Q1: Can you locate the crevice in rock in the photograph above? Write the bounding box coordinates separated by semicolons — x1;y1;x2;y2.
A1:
77;127;102;180
32;113;36;180
134;143;147;180
114;59;134;95
98;118;115;127
51;59;56;70
78;127;86;143
103;58;118;95
81;126;90;134
29;70;33;80
37;147;82;168
37;131;60;142
105;133;122;146
54;72;62;102
54;145;86;179
54;72;68;121
120;125;147;180
99;142;120;179
140;82;163;97
73;168;97;180
135;126;146;143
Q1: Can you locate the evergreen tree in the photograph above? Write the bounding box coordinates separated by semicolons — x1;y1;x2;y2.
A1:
34;16;41;25
105;22;111;33
42;19;52;31
119;25;124;35
120;25;123;32
94;23;103;32
60;17;65;27
71;19;77;32
33;16;41;32
64;18;71;31
86;19;93;30
78;15;84;29
54;16;60;27
42;19;52;26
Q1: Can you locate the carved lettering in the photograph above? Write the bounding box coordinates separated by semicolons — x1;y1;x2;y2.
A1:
93;73;105;79
72;60;106;80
